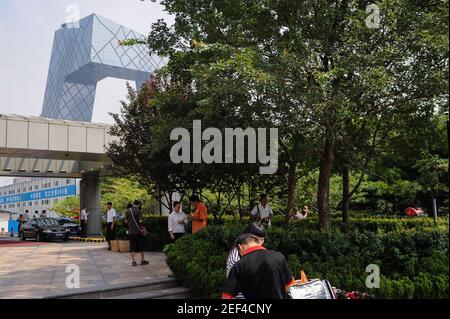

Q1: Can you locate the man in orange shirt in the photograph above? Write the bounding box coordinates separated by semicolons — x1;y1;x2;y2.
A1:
187;195;208;233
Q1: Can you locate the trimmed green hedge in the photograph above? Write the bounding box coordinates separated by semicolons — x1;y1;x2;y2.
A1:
106;214;448;252
105;214;449;298
164;219;449;299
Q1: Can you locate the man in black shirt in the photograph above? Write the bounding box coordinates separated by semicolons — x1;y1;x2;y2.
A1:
125;200;149;267
222;233;294;299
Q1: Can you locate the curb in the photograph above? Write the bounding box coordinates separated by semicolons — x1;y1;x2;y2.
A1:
42;277;179;299
69;237;105;243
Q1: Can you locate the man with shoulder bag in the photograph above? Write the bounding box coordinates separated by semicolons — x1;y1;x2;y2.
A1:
125;200;149;267
250;194;274;228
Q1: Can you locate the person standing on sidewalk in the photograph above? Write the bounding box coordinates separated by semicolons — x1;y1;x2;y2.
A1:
106;202;117;250
168;201;187;241
80;205;89;238
125;200;149;267
187;195;208;234
16;214;25;238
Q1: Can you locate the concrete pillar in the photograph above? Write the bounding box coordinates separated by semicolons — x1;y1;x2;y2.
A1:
80;172;102;236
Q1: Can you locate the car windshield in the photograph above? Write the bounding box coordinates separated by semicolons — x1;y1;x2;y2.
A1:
37;218;59;227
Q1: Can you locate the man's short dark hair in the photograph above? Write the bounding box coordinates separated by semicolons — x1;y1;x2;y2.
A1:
173;201;181;208
107;202;112;206
236;233;260;246
25;210;29;213
127;203;133;209
242;223;266;238
260;194;268;201
42;210;46;213
189;195;200;202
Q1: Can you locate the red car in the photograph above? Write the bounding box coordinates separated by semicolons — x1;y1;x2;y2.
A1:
405;207;426;217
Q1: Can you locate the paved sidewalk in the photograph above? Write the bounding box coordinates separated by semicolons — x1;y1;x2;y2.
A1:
0;240;172;299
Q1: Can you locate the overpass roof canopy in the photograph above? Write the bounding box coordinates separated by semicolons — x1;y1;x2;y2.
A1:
0;113;116;162
0;114;118;178
0;114;112;125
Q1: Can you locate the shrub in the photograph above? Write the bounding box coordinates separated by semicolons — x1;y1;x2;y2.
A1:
164;219;449;299
105;214;449;298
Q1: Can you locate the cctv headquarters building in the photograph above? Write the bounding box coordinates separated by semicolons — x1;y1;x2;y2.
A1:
0;14;164;221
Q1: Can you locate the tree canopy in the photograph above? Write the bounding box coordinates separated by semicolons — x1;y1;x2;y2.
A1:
108;0;448;229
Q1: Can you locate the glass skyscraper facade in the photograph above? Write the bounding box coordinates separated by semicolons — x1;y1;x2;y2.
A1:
0;14;164;220
41;13;164;122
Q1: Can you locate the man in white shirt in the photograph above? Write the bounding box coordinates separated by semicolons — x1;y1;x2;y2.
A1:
168;201;187;241
106;202;117;250
250;194;274;227
80;205;89;238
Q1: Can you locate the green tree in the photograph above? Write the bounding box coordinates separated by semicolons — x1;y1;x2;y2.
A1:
50;196;80;218
101;178;156;215
108;78;287;217
144;0;448;230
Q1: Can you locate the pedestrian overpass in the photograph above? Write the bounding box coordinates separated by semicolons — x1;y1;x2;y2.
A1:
0;113;117;236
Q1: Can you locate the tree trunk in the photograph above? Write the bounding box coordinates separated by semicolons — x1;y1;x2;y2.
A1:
317;134;335;231
286;161;298;224
237;189;243;221
342;165;350;224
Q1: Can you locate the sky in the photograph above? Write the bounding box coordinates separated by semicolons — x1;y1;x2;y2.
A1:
0;0;173;186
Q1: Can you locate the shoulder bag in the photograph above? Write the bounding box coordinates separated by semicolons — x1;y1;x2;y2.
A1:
130;209;148;237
